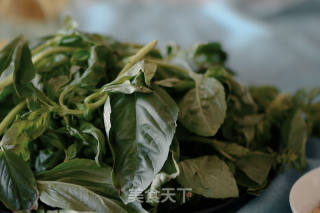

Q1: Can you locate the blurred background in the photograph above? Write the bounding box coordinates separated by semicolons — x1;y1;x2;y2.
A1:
0;0;319;92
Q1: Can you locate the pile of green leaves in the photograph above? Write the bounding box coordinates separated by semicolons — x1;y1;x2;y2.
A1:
0;18;319;213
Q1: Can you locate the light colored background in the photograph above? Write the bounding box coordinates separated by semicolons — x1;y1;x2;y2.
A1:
0;0;319;92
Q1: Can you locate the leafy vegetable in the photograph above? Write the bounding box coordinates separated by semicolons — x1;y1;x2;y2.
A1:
236;152;274;185
0;149;38;211
177;155;238;198
37;159;118;199
0;17;318;212
0;108;50;160
104;86;178;203
179;73;226;137
38;181;126;212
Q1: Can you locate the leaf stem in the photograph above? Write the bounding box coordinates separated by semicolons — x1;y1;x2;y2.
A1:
31;37;60;55
32;46;77;64
0;74;13;91
84;92;108;110
58;86;85;115
145;58;190;75
118;40;157;76
0;100;27;135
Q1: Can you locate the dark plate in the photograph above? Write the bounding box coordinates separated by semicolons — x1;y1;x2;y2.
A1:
172;193;254;213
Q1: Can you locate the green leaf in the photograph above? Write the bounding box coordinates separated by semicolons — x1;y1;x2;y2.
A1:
179;74;226;137
177;155;238;198
104;86;178;203
154;78;194;92
101;60;151;94
250;86;279;111
281;110;308;170
211;140;250;158
236;152;274;185
189;42;227;69
0;36;22;75
0;108;50;160
37;159;119;199
37;160;148;213
12;39;35;98
67;122;106;166
65;144;78;161
37;181;126;212
34;54;69;73
70;45;110;88
0;149;38;211
144;62;157;86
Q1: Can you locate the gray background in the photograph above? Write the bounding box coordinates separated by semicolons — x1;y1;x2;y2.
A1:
0;0;319;92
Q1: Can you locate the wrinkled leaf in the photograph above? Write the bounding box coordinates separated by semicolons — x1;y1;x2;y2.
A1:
236;152;274;185
67;122;105;166
0;108;50;160
101;60;151;94
177;155;238;198
70;45;111;88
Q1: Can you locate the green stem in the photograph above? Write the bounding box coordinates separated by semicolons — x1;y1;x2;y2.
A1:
32;85;59;108
32;46;77;64
85;92;108;110
118;40;157;76
88;93;108;110
145;58;190;75
59;86;85;115
0;100;27;135
31;37;60;55
84;91;104;105
0;74;13;91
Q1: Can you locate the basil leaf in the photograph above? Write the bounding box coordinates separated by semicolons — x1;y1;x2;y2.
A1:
37;159;118;199
104;86;178;203
38;181;126;212
0;149;38;211
144;62;157;86
12;39;35;98
281;110;308;170
236;152;274;185
70;45;110;88
0;108;50;160
80;122;106;166
101;61;151;94
179;74;226;137
67;122;106;166
211;140;250;158
177;155;238;198
189;42;227;70
0;36;22;75
154;78;194;92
